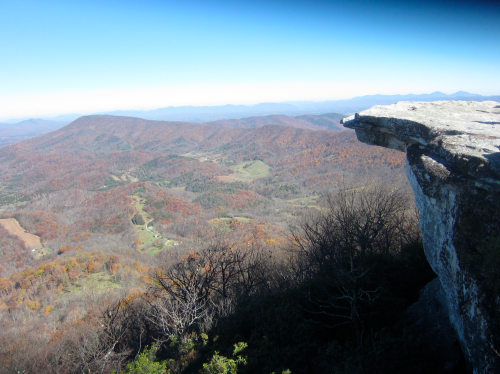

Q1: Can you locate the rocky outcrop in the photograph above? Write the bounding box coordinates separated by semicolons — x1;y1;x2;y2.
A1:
342;101;500;373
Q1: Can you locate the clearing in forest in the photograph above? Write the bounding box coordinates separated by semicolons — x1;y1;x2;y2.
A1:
130;195;151;226
130;195;156;246
218;160;271;182
110;172;139;183
136;226;156;248
208;217;251;225
182;151;227;164
0;218;42;248
285;195;321;209
147;240;181;255
130;195;179;253
68;272;121;293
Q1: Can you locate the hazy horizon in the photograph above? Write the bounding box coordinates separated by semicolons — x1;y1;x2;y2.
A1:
2;90;496;123
2;0;499;119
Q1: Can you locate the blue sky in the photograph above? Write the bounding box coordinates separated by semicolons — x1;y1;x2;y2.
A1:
1;0;499;119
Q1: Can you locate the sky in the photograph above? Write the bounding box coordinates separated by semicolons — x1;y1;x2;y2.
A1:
1;0;499;120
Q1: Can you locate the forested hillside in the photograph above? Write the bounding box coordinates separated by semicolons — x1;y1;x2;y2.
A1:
205;112;345;130
0;116;454;373
0;112;345;147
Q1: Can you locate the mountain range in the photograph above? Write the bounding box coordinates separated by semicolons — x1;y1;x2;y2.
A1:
1;91;498;147
0;112;346;147
4;91;499;124
90;91;498;122
0;118;74;147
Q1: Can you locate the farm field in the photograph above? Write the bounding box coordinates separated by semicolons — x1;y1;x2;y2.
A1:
130;195;158;247
131;195;150;221
183;151;228;164
146;239;179;255
68;272;122;293
285;195;321;208
0;218;42;248
218;160;271;182
209;217;252;225
135;226;156;248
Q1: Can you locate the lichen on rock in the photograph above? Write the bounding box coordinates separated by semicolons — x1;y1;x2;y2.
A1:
343;100;500;373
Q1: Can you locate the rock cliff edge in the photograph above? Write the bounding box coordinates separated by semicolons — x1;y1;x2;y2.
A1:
343;101;500;373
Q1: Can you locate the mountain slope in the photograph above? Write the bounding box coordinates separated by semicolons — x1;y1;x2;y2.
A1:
0;115;405;197
3;114;347;156
0;118;70;147
206;112;345;130
0;112;345;147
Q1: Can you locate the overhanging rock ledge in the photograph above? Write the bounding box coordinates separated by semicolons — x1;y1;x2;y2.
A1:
342;100;500;373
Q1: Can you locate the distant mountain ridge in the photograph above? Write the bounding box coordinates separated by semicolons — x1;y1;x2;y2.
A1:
1;91;498;146
4;91;497;124
0;118;72;147
94;91;498;122
205;112;345;131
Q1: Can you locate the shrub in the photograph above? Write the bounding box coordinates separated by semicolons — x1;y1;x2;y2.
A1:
201;342;248;374
115;345;169;374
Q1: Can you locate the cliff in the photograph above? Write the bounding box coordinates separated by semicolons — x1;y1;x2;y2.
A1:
342;100;500;373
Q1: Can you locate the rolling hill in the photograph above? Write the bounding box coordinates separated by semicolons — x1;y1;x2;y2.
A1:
0;118;71;147
0;112;346;147
205;112;345;130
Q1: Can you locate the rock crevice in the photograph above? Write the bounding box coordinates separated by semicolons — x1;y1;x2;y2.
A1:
343;101;500;373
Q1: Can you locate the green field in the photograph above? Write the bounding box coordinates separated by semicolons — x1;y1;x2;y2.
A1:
34;247;52;258
131;195;158;247
147;239;181;255
285;195;320;207
131;196;150;220
208;216;252;225
136;226;156;247
68;272;121;293
147;246;163;255
219;160;271;182
233;160;271;180
130;195;182;253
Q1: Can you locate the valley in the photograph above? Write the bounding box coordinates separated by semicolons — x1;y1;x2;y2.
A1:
0;114;429;374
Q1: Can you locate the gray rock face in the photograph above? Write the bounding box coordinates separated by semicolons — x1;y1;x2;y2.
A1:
406;278;464;372
342;101;500;373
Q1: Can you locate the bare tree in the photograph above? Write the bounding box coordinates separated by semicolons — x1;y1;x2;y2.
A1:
294;183;419;348
148;251;216;343
147;240;268;345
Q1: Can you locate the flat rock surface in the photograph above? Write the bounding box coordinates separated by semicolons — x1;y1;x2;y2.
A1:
342;100;500;138
342;101;500;187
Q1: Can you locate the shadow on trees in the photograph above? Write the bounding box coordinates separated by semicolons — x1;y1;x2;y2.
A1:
206;185;442;374
3;183;456;374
